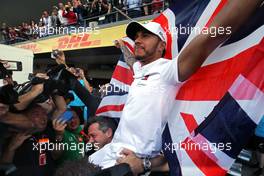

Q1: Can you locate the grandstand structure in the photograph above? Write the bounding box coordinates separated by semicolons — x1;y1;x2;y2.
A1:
0;2;164;86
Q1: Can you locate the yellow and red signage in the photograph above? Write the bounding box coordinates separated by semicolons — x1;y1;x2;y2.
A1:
14;23;130;54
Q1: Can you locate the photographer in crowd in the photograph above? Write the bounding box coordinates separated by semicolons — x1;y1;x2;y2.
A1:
0;60;35;133
63;5;78;26
12;73;66;119
91;0;109;17
0;104;67;176
0;50;101;175
55;109;86;166
0;63;71;175
67;67;92;124
52;50;100;117
0;62;55;175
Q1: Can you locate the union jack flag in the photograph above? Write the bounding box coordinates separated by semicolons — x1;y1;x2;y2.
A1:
96;0;264;175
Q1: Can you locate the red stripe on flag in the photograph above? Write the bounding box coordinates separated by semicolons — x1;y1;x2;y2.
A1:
112;65;134;85
205;0;228;27
176;43;260;101
180;113;198;133
96;104;125;114
181;137;227;176
153;13;172;59
242;38;264;92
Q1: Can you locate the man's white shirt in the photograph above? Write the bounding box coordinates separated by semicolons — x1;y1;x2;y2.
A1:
58;10;68;26
89;57;182;168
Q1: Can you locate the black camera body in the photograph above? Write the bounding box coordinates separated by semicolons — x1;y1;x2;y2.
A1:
18;64;76;103
51;49;60;59
0;63;19;105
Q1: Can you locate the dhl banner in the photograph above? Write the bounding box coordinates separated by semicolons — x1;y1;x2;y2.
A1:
13;22;139;54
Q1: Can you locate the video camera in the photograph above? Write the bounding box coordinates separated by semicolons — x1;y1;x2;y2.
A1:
0;62;19;105
17;64;77;103
51;49;60;59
